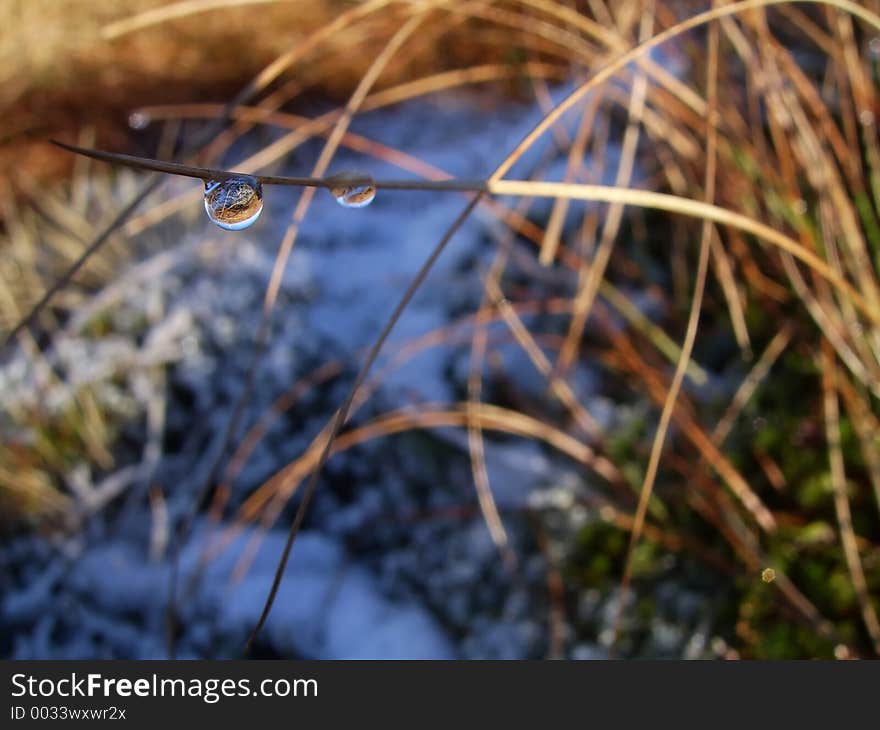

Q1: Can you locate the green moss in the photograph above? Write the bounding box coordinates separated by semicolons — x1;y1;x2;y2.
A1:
797;472;834;510
826;570;857;614
630;540;661;579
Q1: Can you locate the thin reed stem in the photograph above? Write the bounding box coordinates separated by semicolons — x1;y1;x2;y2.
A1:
245;193;483;650
49;140;488;193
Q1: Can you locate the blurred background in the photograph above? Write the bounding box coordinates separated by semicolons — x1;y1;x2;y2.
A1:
1;0;880;659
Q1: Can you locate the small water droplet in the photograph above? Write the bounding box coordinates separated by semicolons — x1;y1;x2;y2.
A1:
204;176;263;231
869;37;880;60
859;109;875;127
327;171;376;208
128;111;151;130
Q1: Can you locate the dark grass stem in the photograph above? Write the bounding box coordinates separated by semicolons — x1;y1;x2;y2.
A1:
50;141;489;194
245;193;483;652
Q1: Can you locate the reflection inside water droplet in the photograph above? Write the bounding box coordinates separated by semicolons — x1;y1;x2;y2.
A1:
327;172;376;208
204;176;263;230
128;111;151;130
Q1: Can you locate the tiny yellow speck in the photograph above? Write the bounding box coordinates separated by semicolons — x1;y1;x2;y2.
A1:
761;568;776;583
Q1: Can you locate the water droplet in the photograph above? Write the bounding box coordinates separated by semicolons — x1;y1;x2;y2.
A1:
859;109;875;127
869;37;880;60
204;176;263;231
327;171;376;208
128;111;151;130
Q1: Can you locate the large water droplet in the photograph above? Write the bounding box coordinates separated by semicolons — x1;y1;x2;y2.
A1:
327;172;376;208
204;176;263;230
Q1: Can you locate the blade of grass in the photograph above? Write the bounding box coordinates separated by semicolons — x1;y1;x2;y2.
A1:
553;2;654;374
611;6;720;652
821;342;880;655
245;193;483;650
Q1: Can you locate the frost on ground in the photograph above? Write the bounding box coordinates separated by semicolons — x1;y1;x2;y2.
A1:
1;83;721;659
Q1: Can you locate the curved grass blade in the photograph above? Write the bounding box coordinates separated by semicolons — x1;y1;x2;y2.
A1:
245;193;483;650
